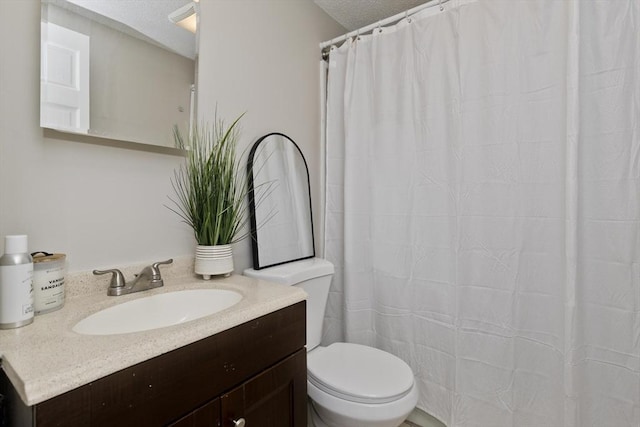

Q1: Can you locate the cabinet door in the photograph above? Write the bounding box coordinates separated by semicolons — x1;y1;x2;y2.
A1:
169;398;220;427
221;349;307;427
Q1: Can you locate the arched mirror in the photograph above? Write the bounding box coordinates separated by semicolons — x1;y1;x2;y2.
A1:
247;133;315;269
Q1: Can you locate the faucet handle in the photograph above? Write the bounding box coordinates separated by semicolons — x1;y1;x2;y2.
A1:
151;259;173;276
93;269;126;289
152;259;173;269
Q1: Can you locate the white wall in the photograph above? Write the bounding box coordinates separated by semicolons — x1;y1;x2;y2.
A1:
197;0;344;270
0;0;344;273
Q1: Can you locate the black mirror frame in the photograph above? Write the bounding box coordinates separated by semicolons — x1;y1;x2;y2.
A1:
247;132;316;270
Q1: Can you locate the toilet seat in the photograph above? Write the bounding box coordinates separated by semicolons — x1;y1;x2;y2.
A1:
307;343;414;404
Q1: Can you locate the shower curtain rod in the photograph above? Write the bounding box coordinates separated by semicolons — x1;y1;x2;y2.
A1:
320;0;450;58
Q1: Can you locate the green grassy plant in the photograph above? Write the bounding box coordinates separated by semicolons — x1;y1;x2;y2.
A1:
168;114;251;246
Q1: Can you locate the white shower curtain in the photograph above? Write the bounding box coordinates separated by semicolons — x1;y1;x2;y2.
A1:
323;1;640;426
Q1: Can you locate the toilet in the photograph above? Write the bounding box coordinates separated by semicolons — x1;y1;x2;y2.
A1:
244;258;418;427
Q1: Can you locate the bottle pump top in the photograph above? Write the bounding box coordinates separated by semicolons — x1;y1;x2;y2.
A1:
5;235;28;254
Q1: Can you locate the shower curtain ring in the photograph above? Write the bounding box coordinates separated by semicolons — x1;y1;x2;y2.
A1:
377;20;382;33
439;0;444;11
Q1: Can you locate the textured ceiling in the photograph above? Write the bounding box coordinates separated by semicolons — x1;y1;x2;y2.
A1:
314;0;431;31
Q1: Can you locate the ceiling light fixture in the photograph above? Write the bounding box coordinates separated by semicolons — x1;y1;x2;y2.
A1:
168;2;198;34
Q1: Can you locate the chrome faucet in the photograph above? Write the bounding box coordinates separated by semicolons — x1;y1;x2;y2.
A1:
94;259;173;296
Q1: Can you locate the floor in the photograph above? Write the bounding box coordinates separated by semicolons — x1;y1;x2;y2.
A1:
401;421;423;427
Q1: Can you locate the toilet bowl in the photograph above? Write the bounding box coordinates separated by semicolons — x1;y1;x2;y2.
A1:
244;258;418;427
307;342;418;427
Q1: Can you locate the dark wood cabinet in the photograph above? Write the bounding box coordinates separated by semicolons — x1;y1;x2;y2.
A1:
220;349;307;427
167;348;307;427
2;302;307;427
169;398;220;427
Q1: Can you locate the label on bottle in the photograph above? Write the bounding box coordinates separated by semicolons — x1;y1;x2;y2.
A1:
34;263;65;314
0;263;34;326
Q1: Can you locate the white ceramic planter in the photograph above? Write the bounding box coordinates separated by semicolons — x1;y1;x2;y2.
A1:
194;245;234;280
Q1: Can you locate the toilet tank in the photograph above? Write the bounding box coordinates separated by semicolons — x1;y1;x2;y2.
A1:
243;258;334;351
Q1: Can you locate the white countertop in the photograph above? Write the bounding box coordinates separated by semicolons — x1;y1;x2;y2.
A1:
0;260;306;406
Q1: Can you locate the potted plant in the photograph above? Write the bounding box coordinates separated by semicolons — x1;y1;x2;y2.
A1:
168;113;250;279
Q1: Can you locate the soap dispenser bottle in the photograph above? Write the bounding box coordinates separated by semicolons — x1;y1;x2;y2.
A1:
0;235;34;329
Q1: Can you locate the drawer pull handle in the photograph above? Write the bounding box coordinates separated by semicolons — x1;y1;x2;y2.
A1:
233;418;246;427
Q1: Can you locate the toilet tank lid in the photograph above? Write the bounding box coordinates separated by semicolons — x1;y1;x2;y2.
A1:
243;258;334;286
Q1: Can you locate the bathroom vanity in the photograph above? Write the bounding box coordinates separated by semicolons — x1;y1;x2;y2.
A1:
0;267;307;426
34;302;306;426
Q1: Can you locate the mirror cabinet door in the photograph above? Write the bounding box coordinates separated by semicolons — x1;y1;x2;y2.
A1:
40;0;197;148
248;133;315;269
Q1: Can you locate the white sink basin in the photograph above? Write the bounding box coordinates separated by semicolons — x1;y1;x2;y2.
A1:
73;289;243;335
